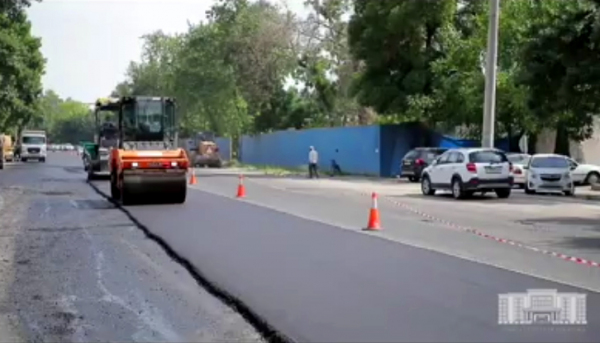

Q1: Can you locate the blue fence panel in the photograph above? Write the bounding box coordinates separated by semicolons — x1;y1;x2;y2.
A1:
240;125;382;175
439;136;511;151
215;137;232;161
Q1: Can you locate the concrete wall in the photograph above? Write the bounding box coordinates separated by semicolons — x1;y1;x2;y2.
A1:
240;126;382;175
536;117;600;165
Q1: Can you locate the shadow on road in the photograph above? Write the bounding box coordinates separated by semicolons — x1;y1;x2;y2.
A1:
516;216;600;251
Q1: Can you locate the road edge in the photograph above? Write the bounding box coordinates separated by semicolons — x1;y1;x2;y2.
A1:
86;181;293;343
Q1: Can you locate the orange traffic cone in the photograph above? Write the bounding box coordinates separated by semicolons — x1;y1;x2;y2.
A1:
364;192;381;231
189;168;197;185
236;174;246;198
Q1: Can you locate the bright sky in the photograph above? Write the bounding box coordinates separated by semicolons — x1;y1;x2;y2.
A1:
27;0;310;103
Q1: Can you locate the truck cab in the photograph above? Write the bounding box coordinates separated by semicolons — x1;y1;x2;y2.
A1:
19;130;47;162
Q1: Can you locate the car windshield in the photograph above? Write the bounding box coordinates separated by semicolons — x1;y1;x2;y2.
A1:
136;100;164;133
122;99;175;141
469;150;507;163
507;154;531;165
531;156;569;168
22;136;46;144
403;150;419;160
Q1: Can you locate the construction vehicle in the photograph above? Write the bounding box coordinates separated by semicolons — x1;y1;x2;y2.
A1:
192;132;223;168
88;96;189;205
84;98;120;179
1;134;14;166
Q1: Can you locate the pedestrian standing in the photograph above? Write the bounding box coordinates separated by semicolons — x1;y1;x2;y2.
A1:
308;146;319;179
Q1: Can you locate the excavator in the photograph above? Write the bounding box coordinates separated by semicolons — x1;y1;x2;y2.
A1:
88;96;189;205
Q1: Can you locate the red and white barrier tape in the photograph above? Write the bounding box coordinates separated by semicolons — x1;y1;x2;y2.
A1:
376;193;600;269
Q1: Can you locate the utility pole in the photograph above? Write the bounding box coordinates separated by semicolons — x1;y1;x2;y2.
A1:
481;0;500;148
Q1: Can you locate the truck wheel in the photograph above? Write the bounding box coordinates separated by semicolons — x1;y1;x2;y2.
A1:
170;181;187;204
110;172;120;200
120;176;135;206
87;168;96;181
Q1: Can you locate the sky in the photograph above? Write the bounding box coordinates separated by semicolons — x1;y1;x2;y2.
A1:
27;0;310;104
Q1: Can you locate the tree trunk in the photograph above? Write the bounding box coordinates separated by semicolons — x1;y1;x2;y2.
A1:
554;124;570;156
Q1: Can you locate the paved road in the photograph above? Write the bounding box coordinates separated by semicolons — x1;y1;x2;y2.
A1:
83;158;600;342
0;153;263;342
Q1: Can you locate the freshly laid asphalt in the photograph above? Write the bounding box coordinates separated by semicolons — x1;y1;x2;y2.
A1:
85;160;600;342
0;153;262;342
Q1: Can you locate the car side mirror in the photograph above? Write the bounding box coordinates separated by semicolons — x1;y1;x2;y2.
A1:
523;166;529;170
431;160;438;166
570;165;577;170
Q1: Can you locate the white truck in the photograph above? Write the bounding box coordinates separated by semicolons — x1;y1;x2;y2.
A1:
19;130;47;162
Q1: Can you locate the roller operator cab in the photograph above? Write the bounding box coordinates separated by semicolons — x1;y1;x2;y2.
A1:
19;130;47;162
104;96;189;205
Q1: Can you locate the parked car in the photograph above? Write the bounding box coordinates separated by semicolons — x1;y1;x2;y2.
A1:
524;154;575;196
506;153;531;188
566;158;600;185
399;147;447;182
420;148;514;199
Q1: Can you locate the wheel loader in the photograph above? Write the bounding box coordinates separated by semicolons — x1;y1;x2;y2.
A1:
88;96;189;205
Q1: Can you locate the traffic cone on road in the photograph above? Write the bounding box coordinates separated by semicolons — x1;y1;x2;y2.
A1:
364;192;381;231
236;174;246;198
189;168;197;185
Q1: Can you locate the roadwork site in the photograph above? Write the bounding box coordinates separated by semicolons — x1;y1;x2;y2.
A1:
1;152;599;342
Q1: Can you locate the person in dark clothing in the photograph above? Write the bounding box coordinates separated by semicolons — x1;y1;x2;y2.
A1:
331;159;342;176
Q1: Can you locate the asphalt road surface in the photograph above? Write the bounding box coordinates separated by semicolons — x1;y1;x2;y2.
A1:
82;154;600;342
0;152;263;342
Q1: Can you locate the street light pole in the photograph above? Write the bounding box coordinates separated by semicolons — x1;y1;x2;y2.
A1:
481;0;500;148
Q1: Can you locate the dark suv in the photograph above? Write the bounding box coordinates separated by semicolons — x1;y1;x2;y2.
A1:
400;147;448;182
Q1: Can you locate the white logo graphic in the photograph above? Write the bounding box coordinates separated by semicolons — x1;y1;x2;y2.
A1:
499;289;587;325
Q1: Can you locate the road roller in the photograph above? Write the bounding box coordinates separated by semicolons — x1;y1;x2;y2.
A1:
103;96;189;205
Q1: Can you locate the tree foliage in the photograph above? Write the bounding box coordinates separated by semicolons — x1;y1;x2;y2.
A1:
37;89;94;143
0;0;45;135
105;0;600;152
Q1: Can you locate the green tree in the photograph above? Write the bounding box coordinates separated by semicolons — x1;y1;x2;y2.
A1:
0;1;45;133
37;90;93;143
348;0;457;122
519;0;600;154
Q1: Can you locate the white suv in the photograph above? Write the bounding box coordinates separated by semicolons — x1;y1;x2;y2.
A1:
420;148;514;199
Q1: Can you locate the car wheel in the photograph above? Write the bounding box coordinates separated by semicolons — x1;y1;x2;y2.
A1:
585;172;600;185
495;188;511;198
564;184;575;196
421;176;435;196
451;178;465;200
525;183;535;194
